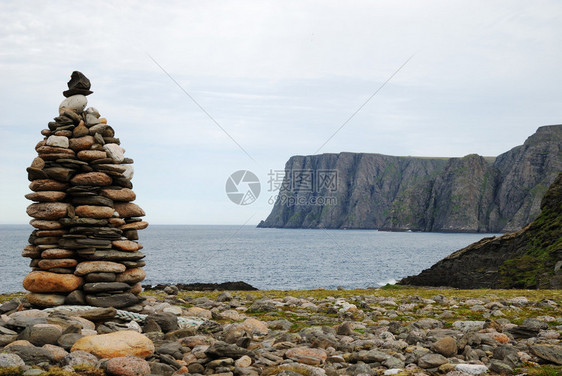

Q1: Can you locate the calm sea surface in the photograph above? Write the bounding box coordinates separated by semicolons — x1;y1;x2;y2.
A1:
0;225;499;293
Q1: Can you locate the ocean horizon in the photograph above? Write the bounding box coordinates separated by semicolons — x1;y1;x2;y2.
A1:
0;224;500;293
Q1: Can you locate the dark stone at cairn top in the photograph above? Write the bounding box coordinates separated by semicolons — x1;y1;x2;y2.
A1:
63;71;93;97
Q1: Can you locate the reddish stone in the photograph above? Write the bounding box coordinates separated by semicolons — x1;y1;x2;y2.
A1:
129;282;143;295
30;220;63;230
36;230;66;237
71;172;112;186
242;318;269;336
75;205;115;219
285;347;327;366
41;248;74;259
73;122;89;137
25;191;67;202
105;356;151;376
34;237;60;245
114;203;145;218
109;218;126;226
54;130;73;137
26;203;70;220
43;344;69;362
69;136;95;152
36;146;75;160
38;258;78;270
119;221;149;231
100;188;136;202
23;271;83;293
30;157;45;169
35;140;46;150
112;240;142;251
77;150;107;161
115;268;146;284
22;245;41;258
29;179;69;192
492;333;510;343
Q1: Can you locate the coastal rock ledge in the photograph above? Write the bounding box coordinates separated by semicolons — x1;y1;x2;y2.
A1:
399;172;562;289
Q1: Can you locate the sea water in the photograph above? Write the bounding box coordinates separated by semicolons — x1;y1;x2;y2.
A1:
0;225;499;292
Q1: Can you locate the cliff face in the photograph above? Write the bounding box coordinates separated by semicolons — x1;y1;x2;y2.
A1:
397;172;562;289
258;125;562;232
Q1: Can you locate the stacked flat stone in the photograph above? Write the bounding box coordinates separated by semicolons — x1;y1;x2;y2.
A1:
22;71;148;309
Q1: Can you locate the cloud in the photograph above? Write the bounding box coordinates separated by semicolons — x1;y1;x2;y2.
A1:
1;0;561;224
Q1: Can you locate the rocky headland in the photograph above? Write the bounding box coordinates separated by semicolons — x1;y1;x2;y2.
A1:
398;172;562;290
0;287;561;376
258;125;561;233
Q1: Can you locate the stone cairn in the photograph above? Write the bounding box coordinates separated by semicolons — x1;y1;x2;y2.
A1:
22;71;148;309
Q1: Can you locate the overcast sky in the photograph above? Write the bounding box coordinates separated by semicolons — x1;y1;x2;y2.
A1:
1;1;561;225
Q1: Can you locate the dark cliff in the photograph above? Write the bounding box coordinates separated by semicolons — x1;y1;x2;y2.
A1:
397;172;562;289
258;124;562;232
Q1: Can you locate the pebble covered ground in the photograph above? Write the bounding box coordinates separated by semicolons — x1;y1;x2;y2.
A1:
0;286;561;376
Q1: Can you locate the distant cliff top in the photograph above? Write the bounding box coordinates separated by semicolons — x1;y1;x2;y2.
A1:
259;125;561;232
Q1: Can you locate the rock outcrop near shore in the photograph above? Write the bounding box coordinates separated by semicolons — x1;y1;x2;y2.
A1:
22;72;147;308
258;125;561;232
398;172;562;289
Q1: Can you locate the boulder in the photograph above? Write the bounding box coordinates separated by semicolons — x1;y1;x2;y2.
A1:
285;347;327;366
530;344;562;365
71;330;154;358
26;293;66;307
145;312;178;333
0;353;26;368
431;336;457;357
59;94;87;113
85;293;140;308
106;355;151;376
61;350;98;367
242;318;269;337
418;353;448;369
23;271;83;293
28;324;63;346
2;344;53;365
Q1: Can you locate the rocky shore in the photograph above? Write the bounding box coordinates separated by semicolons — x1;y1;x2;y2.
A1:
398;172;562;290
0;287;560;376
